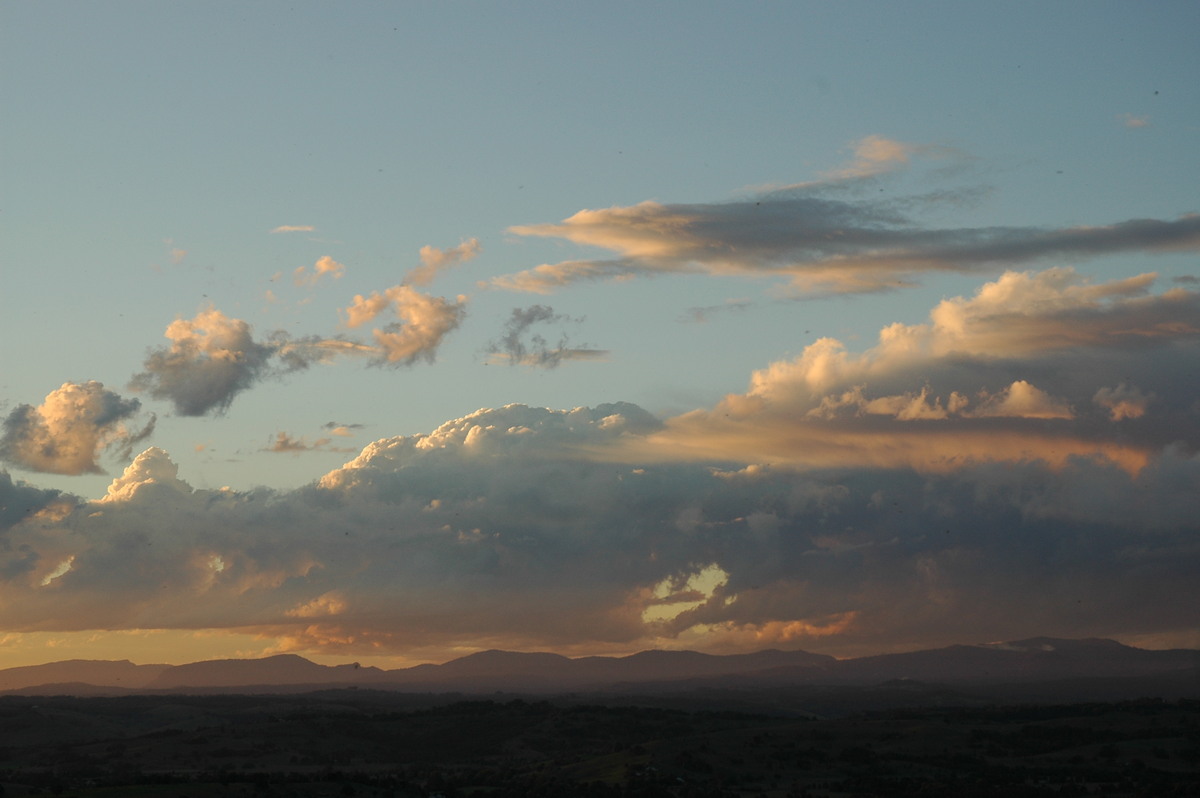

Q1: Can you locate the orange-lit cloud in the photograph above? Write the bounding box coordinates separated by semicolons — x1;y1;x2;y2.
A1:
342;285;466;366
0;382;154;475
293;255;346;287
490;135;1200;296
406;238;480;286
3;268;1199;663
623;268;1199;476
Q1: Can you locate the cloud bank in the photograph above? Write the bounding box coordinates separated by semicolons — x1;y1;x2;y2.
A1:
4;267;1197;661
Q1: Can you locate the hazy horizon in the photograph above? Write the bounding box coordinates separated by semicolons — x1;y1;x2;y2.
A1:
2;2;1198;671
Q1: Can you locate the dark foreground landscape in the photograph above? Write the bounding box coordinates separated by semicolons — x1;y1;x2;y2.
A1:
1;694;1198;797
1;637;1197;796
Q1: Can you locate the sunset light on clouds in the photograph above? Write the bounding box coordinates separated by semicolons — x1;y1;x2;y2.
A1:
1;2;1198;669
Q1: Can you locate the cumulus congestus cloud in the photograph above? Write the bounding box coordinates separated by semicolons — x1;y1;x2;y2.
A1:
0;381;155;475
632;267;1200;473
129;306;373;416
2;267;1197;661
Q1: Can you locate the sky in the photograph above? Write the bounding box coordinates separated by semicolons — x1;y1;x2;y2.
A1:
1;1;1198;669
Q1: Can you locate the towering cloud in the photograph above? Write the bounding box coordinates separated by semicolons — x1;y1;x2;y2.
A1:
636;268;1200;474
1;268;1196;662
0;382;154;475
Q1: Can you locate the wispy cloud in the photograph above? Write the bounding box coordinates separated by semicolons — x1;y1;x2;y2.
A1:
1121;113;1150;128
490;137;1200;296
322;422;363;437
263;431;355;454
270;225;316;234
484;305;608;368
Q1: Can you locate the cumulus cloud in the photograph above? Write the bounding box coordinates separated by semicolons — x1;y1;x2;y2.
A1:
406;238;480;287
1094;383;1153;420
489;138;1200;296
292;255;345;287
0;382;155;475
0;389;1195;661
483;305;609;368
342;286;466;366
2;269;1197;661
628;267;1200;475
130;307;372;416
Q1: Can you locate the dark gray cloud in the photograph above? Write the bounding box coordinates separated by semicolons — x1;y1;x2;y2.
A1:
0;390;1194;660
484;305;608;368
130;308;373;416
4;268;1198;661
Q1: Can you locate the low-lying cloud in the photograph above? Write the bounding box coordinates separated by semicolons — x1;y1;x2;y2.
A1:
4;267;1197;660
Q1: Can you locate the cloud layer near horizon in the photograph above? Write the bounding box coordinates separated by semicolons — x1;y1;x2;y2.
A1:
4;267;1197;661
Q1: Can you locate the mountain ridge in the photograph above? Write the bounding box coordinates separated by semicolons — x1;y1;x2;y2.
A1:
1;637;1195;697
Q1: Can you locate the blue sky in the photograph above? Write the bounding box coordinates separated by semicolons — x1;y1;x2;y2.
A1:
1;2;1198;668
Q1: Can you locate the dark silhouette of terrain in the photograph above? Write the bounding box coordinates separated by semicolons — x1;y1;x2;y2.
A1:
1;637;1196;701
0;693;1195;796
0;638;1196;796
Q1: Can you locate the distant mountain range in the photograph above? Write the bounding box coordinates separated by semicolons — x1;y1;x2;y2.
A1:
1;637;1196;700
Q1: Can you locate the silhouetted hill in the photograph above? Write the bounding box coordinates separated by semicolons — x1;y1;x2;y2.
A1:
807;637;1200;686
0;659;168;691
1;637;1196;702
143;653;382;689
